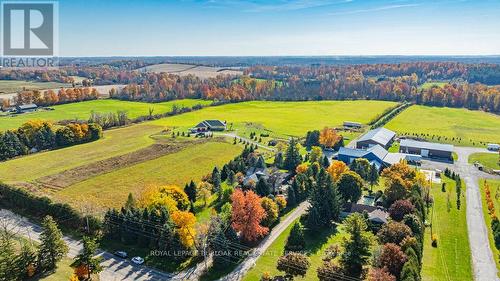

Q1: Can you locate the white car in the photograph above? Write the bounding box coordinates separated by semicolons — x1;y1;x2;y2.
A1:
131;256;144;265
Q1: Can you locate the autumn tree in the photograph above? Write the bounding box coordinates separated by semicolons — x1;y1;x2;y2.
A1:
261;197;279;227
378;221;412;245
38;216;68;271
231;189;268;243
295;163;309;174
367;267;396;281
172;210;197;248
309;146;323;163
319;127;342;148
71;236;103;280
277;252;310;279
377;243;407;278
326;160;350;182
339;213;373;278
389;200;415;221
337;171;364;203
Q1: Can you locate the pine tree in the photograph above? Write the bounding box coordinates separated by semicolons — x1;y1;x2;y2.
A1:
283;138;302;172
256;177;270;197
274;152;284;168
184;180;197;203
287;185;297;207
321;155;330;168
71;236;103;280
38;216;68;271
340;213;372;278
0;230;16;281
307;169;341;230
221;165;230;181
285;222;306;252
368;163;379;191
212;167;221;192
256;156;266;169
124;193;136;210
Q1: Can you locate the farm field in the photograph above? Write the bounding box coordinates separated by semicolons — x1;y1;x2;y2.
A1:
153;100;398;138
469;153;500;170
386;105;500;146
0;98;211;130
54;140;241;211
138;63;243;78
419;81;448;90
479;179;500;276
0;80;71;94
243;219;348;281
421;176;472;281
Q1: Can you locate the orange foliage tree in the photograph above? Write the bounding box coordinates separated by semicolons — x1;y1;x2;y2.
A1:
171;210;197;248
231;189;269;243
319;127;341;148
327;160;350;182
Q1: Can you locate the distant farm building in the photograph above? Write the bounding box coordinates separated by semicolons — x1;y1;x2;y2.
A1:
400;139;454;160
16;103;38;113
343;121;362;129
190;120;226;133
356;127;396;149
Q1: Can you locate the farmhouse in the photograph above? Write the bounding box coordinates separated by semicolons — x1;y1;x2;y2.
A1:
356;127;396;149
244;166;290;194
16;103;38;113
399;139;454;160
341;202;389;225
190;120;226;133
343;121;362;129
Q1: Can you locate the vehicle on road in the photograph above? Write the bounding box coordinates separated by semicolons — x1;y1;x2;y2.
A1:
114;251;128;258
131;256;145;265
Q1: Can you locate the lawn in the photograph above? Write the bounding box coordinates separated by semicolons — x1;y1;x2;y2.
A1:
479;179;500;276
54;140;242;211
469;153;500;170
0;123;164;183
0;80;70;93
421;176;473;281
243;220;348;281
386;105;500;147
0;98;211;130
153;100;397;138
419;81;448;90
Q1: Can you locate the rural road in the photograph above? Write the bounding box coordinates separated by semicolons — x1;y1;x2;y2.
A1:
217;200;310;281
423;147;500;281
0;209;195;281
219;132;276;152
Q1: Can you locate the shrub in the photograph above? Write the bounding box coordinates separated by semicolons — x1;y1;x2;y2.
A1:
431;234;438;247
389;200;415;221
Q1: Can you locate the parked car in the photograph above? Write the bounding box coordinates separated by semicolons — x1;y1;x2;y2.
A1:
114;251;128;258
131;256;144;265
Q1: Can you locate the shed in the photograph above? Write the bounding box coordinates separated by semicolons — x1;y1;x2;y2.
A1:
343;121;362;129
400;139;454;160
356;127;396;149
16;103;38;113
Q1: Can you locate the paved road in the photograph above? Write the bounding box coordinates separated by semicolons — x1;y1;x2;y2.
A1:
0;209;191;281
422;147;500;281
218;201;310;281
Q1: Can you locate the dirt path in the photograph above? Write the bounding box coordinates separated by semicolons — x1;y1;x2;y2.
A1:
32;139;207;190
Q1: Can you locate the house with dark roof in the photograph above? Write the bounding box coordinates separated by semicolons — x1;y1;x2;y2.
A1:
190;120;226;133
341;203;389;225
400;139;454;160
16;103;38;113
356;127;396;149
337;144;421;170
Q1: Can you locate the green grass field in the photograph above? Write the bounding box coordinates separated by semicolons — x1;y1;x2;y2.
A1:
419;81;448;90
386;105;500;146
0;80;70;93
421;176;473;281
479;179;500;277
469;153;500;170
54;140;242;211
153;100;397;138
0;98;211;130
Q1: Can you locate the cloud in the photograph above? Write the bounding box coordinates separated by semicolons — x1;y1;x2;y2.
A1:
328;3;420;15
203;0;354;12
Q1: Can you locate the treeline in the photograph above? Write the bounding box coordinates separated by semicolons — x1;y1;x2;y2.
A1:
0;120;102;161
14;87;99;107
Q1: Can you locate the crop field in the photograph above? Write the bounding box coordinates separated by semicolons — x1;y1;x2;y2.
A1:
0;80;71;94
54;140;241;211
421;177;472;281
153;100;398;138
479;179;500;276
0;98;211;130
138;63;243;79
386;105;500;146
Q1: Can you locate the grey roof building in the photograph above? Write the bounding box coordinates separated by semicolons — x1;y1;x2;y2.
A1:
16;103;38;113
356;127;396;149
190;120;226;132
400;139;454;160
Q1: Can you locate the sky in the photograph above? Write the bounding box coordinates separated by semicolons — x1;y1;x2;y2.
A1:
57;0;500;56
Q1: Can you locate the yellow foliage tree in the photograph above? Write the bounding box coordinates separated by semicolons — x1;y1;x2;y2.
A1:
319;127;341;148
138;184;180;213
295;163;309;174
327;160;350;181
171;210;197;248
69;273;79;281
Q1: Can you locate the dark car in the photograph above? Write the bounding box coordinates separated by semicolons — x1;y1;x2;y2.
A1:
114;251;128;258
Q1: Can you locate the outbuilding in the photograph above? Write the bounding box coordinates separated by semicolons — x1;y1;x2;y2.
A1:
16;103;38;113
343;121;362;129
356;127;396;149
190;120;226;133
400;139;454;160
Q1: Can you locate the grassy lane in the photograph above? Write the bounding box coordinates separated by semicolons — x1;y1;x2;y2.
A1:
0;98;211;130
421;176;472;281
479;179;500;277
469;153;500;170
54;141;242;211
386;105;500;146
153;100;397;138
0;124;163;182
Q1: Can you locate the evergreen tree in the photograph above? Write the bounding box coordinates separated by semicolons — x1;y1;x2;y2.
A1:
321;155;330;168
38;216;68;271
0;130;27;161
350;158;370;180
124;193;136;210
287;185;297;207
221;165;230;182
227;170;236;185
71;236;103;280
340;213;372;278
0;230;16;281
337;171;364;203
274;151;284;168
368;163;379;191
184;180;197;203
285;222;306;252
305;130;320;150
256;177;270;197
212;167;222;192
256;156;266;169
15;241;37;280
307;169;341;230
283;138;302;172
